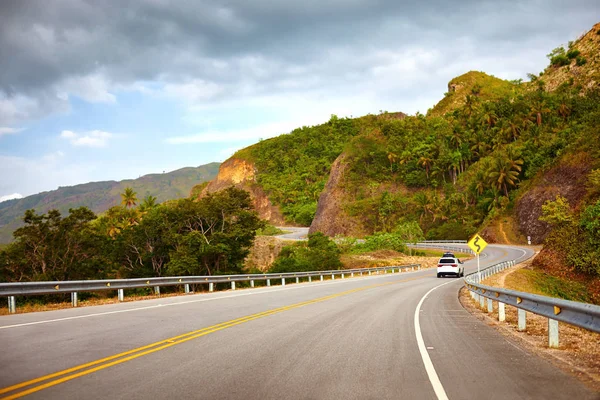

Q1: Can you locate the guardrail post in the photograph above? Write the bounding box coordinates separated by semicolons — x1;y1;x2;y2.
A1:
351;272;354;277
518;309;526;331
548;319;559;348
341;273;345;279
487;298;493;313
498;302;506;322
250;280;255;288
71;292;78;307
296;277;299;284
231;281;236;290
209;282;214;292
359;271;363;276
281;278;285;286
418;265;421;271
154;286;160;295
331;274;335;280
118;289;124;302
479;295;485;309
368;271;372;276
184;284;190;293
8;296;16;314
308;276;312;282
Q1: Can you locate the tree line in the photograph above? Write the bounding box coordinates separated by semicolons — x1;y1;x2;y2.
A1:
0;187;263;282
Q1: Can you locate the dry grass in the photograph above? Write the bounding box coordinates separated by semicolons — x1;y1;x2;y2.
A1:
341;250;473;270
461;262;600;392
0;291;191;316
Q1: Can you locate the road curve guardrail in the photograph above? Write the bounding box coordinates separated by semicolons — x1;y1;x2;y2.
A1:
409;242;474;255
464;258;600;347
1;264;421;314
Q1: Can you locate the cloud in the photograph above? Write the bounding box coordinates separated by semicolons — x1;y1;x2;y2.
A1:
0;193;23;202
163;79;223;102
166;115;330;145
0;152;90;198
0;127;22;136
0;0;597;126
60;130;113;147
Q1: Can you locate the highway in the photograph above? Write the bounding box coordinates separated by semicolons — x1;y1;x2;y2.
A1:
0;244;597;399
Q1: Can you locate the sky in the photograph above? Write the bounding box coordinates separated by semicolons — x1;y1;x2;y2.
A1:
0;1;598;202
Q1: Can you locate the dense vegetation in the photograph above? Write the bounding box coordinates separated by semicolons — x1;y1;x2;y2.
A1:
0;187;263;282
342;84;599;240
234;115;362;225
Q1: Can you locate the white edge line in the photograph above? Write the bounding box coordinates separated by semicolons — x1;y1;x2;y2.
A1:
0;270;422;330
414;279;453;400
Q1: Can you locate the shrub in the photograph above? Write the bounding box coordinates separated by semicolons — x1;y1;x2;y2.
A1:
269;232;341;272
352;232;407;254
576;56;587;66
566;49;580;59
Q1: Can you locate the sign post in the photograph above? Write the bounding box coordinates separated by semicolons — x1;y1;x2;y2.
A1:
468;234;488;282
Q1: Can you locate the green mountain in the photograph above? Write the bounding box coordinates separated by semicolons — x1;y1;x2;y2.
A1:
0;163;220;243
203;22;600;279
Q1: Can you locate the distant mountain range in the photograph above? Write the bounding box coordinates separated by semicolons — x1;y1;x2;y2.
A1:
0;162;220;244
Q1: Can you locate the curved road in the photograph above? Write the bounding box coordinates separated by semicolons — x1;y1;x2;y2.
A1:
0;244;597;399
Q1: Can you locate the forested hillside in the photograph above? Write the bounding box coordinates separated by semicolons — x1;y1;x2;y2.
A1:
0;163;220;244
204;23;600;280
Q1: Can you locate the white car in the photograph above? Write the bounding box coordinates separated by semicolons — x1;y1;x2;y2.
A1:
437;256;464;278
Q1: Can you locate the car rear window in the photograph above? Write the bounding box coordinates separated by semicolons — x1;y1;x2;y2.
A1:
439;258;456;264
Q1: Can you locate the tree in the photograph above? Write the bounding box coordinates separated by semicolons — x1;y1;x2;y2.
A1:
488;150;523;197
121;187;138;208
139;195;158;212
3;207;108;281
393;221;424;256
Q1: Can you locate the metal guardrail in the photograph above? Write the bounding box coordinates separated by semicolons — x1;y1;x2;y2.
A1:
464;259;600;347
409;243;474;255
2;264;421;314
420;240;468;244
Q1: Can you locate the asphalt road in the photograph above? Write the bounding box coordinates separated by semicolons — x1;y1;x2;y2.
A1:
0;244;597;399
274;226;309;240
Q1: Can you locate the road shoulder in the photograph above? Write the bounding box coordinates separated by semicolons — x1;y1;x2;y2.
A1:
459;262;600;392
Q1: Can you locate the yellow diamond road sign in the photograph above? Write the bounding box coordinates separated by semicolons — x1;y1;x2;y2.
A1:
468;234;488;255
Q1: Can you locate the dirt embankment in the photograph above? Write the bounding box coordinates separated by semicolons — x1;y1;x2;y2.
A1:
309;153;364;237
244;236;290;272
201;157;286;225
515;153;592;244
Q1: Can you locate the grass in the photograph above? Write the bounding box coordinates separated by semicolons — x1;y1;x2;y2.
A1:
504;268;592;303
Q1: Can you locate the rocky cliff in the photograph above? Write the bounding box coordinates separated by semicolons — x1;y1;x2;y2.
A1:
201;158;287;225
309;153;364;237
515;153;593;244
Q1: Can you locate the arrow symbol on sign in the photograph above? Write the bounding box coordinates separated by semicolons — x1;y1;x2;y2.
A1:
474;236;481;253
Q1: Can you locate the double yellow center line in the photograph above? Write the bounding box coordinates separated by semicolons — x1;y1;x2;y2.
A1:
0;276;422;399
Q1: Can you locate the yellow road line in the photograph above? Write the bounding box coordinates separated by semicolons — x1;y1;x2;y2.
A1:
1;276;422;399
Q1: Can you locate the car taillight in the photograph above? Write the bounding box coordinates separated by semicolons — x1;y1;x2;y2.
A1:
451;264;457;267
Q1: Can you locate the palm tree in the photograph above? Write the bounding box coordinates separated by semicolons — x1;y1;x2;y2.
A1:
529;98;551;126
418;156;433;179
121;187;138;208
139;195;158;212
488;153;523;197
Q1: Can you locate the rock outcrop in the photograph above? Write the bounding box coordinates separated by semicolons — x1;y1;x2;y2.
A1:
201;158;287;224
515;153;592;244
309;153;363;237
